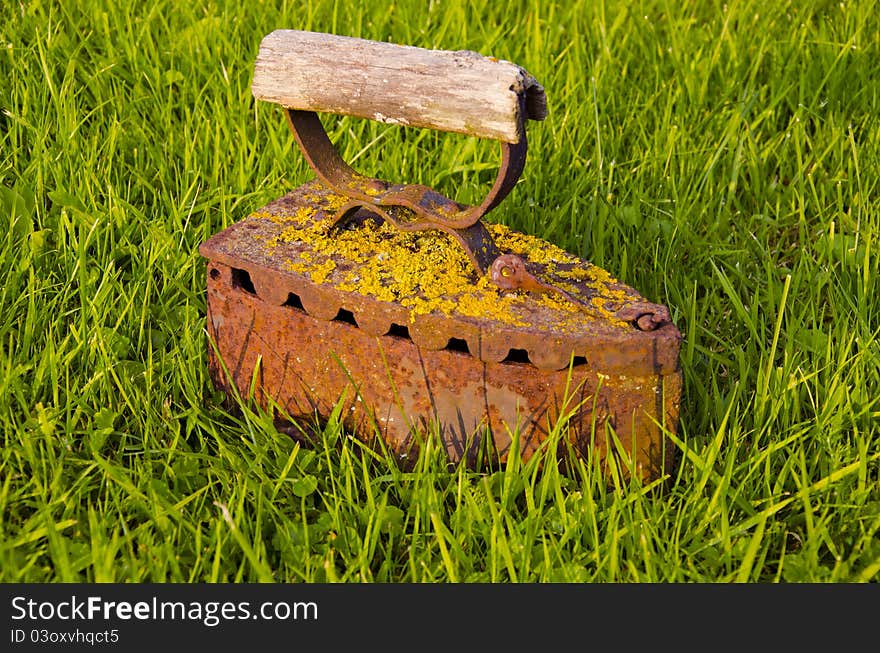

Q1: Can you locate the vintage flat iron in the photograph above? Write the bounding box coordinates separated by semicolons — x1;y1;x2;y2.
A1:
199;30;682;480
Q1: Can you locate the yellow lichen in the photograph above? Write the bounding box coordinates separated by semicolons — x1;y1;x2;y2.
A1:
491;223;579;266
247;188;639;331
285;256;336;284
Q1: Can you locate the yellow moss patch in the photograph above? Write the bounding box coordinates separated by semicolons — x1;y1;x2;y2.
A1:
285;256;336;284
253;198;637;329
491;223;579;266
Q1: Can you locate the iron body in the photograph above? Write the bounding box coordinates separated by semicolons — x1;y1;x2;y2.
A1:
200;184;682;480
201;31;683;480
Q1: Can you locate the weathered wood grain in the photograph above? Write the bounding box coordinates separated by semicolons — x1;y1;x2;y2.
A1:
252;29;547;143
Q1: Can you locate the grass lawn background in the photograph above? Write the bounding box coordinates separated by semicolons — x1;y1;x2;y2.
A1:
1;0;878;582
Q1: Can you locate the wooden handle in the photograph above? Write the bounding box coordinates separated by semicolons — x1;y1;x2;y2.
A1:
251;29;547;144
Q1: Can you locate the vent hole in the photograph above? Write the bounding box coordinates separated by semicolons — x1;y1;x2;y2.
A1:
334;309;357;325
231;268;256;294
209;268;221;280
388;323;411;339
283;293;305;310
572;356;588;367
446;338;469;354
502;348;531;364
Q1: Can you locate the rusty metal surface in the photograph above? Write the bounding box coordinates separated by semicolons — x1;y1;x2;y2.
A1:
489;254;671;330
199;180;682;374
204;259;682;480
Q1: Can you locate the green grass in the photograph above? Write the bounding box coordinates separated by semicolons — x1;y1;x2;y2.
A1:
1;0;878;582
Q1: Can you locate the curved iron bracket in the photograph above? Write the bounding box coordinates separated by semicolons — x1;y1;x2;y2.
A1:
285;109;527;230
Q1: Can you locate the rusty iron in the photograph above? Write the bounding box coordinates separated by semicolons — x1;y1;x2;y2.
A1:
200;182;683;480
199;34;683;481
